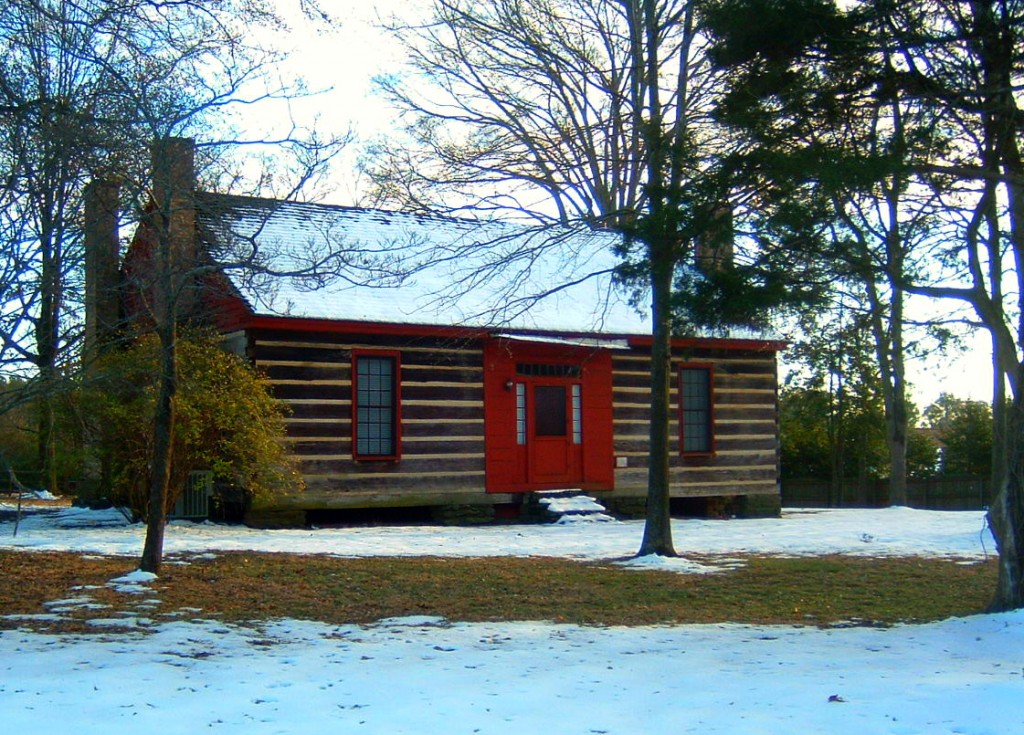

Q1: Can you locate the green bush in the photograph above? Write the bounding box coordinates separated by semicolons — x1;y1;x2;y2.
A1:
87;333;301;520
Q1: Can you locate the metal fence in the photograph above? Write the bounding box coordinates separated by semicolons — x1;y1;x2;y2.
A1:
782;475;992;510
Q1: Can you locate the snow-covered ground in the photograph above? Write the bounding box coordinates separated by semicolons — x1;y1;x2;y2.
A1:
0;503;997;567
1;504;1021;734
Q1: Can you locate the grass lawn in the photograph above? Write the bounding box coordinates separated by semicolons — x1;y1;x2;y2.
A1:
0;550;998;633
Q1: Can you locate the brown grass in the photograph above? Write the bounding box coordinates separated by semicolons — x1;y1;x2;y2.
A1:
0;549;998;634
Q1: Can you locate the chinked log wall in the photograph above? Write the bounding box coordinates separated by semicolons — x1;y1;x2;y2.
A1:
250;328;499;510
609;347;780;499
249;329;780;510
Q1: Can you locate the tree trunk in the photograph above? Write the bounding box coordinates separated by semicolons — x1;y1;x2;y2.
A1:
876;284;909;507
36;227;61;493
139;164;186;574
887;428;907;505
827;362;845;508
992;342;1007;502
968;0;1024;611
639;236;676;556
36;386;57;493
871;301;909;507
139;321;177;574
988;364;1024;610
635;0;677;557
878;309;909;506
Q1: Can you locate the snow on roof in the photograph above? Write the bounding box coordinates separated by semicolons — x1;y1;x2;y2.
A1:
195;192;651;335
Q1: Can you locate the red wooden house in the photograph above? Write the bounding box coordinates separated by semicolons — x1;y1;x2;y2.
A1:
109;140;784;525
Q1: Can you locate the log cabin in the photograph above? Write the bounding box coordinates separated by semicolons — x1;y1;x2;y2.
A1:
99;139;784;526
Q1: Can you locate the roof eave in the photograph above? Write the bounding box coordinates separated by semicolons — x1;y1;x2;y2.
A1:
241;313;787;352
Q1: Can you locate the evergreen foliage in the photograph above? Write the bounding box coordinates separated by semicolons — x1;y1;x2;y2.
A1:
705;0;1024;607
0;376;89;492
925;394;994;478
779;385;940;482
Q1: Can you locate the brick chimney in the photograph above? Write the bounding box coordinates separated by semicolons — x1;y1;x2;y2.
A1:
695;203;734;273
83;176;121;365
149;137;199;317
150;136;196;267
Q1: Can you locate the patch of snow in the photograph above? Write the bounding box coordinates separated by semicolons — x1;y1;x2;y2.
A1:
107;570;158;595
23;490;59;500
537;494;607;514
374;616;449;629
84;616;153;629
44;596;109;613
614;554;726;575
554;512;617;523
1;613;66;624
110;569;157;585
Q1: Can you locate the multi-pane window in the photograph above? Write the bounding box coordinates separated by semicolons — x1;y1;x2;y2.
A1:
354;354;398;458
679;366;712;454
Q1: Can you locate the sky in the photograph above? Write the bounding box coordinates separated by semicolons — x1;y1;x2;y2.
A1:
2;502;1021;735
255;0;996;410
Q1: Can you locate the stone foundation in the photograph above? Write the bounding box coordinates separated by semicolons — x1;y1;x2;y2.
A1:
431;503;497;525
243;508;308;529
601;496;647;519
736;493;782;518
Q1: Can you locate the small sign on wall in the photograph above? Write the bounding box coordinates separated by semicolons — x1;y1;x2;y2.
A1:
615;456;628;468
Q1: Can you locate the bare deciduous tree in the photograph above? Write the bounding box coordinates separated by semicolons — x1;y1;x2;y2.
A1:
1;0;348;573
369;0;755;556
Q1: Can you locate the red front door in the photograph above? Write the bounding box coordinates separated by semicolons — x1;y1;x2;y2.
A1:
528;382;582;485
483;338;614;494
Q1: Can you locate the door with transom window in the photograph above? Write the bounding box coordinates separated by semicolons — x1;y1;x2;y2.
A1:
484;339;614;494
521;370;583;485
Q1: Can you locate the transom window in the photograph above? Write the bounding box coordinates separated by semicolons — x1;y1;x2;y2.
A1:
516;363;581;378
